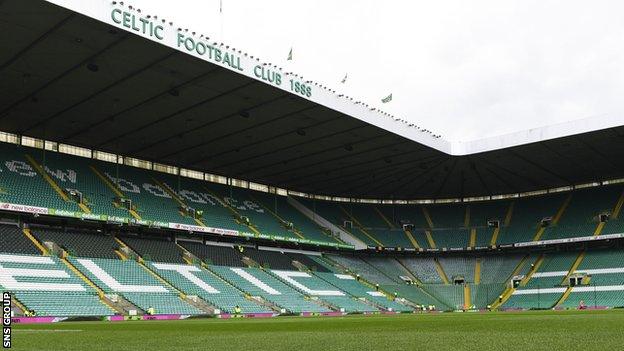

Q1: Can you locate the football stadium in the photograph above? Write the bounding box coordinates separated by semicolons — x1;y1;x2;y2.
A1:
1;0;624;350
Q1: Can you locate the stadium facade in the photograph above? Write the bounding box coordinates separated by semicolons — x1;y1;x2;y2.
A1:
1;0;624;321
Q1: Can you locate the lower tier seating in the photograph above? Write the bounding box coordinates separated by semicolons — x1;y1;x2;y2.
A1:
16;291;114;316
315;272;413;311
286;253;332;273
0;253;113;316
69;256;202;314
0;224;39;255
122;292;203;315
149;262;272;314
241;248;296;270
380;284;445;308
210;266;331;313
320;296;377;313
120;235;184;263
423;284;464;310
327;255;396;284
30;227;118;258
400;257;443;284
269;269;378;312
178;241;245;267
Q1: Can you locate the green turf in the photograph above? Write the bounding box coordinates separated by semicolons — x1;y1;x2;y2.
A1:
12;310;624;350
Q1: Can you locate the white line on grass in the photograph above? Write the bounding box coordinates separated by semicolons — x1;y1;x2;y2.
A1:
16;329;83;333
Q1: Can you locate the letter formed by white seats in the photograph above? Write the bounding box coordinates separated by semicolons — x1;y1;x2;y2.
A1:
200;193;223;207
142;183;171;198
224;197;247;211
105;173;140;193
243;200;264;213
76;259;168;293
5;161;36;177
572;285;624;292
152;263;219;293
272;270;344;296
512;287;567;295
230;268;281;295
45;167;77;184
531;271;568;278
576;267;624;275
178;189;207;204
0;254;85;291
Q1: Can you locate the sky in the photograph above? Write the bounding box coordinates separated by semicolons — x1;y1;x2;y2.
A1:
127;0;624;141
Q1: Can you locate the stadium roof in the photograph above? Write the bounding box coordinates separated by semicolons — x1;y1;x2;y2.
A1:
1;0;624;199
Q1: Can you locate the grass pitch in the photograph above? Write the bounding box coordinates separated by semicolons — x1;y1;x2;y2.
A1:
12;310;624;350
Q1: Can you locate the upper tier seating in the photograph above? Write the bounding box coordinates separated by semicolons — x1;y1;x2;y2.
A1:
2;141;624;249
30;227;118;258
543;186;622;240
427;204;465;228
31;152;128;217
365;229;413;248
342;203;389;229
377;204;429;229
299;186;622;249
252;192;341;244
298;199;376;245
157;174;250;232
496;194;566;244
207;183;302;241
328;203;413;247
96;162;195;225
430;229;471;249
0;144;79;212
469;201;510;229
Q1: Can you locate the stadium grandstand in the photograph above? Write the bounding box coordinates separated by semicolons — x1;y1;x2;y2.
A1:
1;1;624;350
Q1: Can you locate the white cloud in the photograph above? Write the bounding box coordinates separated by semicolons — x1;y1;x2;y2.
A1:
129;0;624;140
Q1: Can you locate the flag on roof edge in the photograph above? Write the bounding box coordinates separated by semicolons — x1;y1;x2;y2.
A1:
381;93;392;103
341;74;348;83
287;48;293;61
